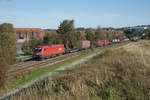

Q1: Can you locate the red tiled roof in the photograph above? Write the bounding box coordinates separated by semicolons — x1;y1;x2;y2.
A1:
14;28;43;31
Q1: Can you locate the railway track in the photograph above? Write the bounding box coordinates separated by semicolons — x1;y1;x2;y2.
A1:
7;47;96;77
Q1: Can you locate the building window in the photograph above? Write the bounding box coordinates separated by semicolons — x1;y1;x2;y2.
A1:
36;32;39;38
17;32;21;39
25;32;28;39
17;32;24;39
31;32;34;38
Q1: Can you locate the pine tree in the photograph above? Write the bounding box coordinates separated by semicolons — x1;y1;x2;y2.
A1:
57;20;76;49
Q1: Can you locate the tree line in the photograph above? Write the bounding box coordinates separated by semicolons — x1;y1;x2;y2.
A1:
123;28;150;40
22;20;125;54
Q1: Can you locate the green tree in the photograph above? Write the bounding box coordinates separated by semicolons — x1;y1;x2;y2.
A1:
0;46;8;89
0;32;17;64
0;23;14;33
0;23;16;64
85;28;95;41
74;31;86;47
22;38;42;54
0;23;16;89
106;33;113;41
43;34;60;44
117;34;125;41
124;29;133;39
124;29;141;39
57;20;76;49
75;31;85;41
144;28;150;39
95;27;106;40
85;28;95;48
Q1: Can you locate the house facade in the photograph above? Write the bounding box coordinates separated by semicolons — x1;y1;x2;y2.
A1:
14;28;44;43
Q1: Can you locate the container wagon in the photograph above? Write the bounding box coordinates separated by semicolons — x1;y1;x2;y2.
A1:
112;39;120;43
77;40;91;50
103;40;110;45
94;40;109;47
33;44;65;59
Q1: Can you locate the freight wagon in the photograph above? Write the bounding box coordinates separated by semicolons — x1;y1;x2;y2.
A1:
33;44;65;59
93;40;110;47
112;39;120;43
77;40;91;50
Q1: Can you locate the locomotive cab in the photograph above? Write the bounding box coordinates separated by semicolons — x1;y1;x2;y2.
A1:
34;46;49;57
34;48;42;55
33;47;43;59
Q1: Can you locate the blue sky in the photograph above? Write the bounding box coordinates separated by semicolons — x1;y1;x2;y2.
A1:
0;0;150;29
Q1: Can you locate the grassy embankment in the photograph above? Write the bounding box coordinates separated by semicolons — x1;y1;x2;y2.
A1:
9;43;128;89
1;46;107;96
3;40;150;100
11;50;99;87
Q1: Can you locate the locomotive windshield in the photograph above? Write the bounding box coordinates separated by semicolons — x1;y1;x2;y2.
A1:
34;48;42;52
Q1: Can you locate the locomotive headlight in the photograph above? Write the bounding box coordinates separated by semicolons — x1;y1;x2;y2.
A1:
59;48;62;51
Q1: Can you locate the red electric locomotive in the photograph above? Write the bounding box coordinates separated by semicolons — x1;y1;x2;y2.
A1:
33;44;65;59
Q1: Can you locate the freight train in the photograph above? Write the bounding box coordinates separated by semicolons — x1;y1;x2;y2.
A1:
33;39;130;60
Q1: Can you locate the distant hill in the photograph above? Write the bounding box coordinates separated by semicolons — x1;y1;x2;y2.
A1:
43;29;56;31
43;25;150;32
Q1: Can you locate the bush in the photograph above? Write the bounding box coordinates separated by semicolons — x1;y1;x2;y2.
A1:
22;38;42;54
